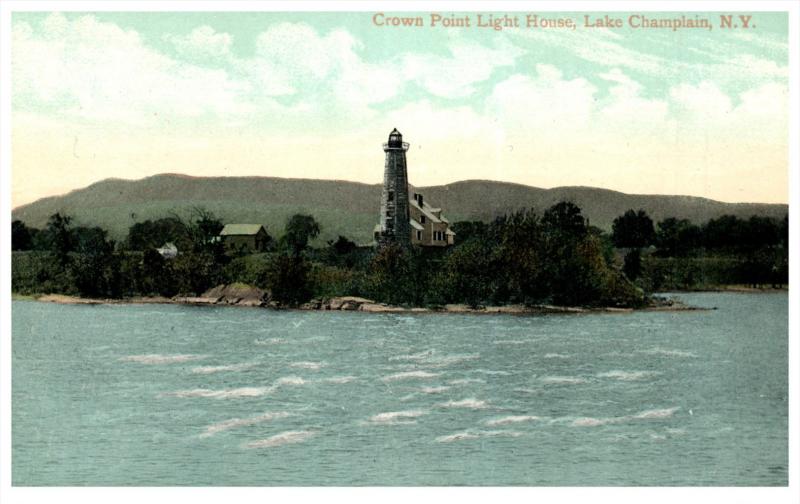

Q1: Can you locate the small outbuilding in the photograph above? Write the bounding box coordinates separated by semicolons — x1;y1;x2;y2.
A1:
219;224;271;254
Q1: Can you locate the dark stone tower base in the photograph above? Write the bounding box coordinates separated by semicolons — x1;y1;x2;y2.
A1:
379;128;411;248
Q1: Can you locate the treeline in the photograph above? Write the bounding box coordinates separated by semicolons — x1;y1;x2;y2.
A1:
610;210;788;289
11;202;788;307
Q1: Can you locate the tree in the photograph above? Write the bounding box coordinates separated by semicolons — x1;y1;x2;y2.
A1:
70;226;120;297
12;220;33;250
45;213;75;266
611;209;655;248
283;214;321;255
655;217;700;257
542;201;587;239
265;253;313;306
125;217;190;251
612;209;655;281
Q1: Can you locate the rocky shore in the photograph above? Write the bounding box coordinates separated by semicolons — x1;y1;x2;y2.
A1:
23;283;708;314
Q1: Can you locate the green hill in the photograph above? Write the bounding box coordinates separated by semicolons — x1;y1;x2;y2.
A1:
12;174;788;244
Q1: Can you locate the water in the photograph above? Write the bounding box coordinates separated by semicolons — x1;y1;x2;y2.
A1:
11;292;788;486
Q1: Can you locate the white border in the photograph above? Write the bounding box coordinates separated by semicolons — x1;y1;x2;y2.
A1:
1;2;797;504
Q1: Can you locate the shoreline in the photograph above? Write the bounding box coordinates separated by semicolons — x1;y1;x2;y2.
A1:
12;292;716;315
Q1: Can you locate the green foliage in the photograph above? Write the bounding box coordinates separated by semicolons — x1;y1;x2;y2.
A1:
265;253;313;306
282;214;321;255
655;218;700;257
16;204;783;307
71;226;120;298
124;217;189;251
12;220;34;251
623;248;642;281
46;213;75;266
611;209;655;248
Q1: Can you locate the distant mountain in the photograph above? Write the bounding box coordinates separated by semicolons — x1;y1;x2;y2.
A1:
12;174;788;244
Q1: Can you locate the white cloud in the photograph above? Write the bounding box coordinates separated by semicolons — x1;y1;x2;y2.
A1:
402;36;522;98
166;25;233;60
485;65;597;137
13;13;253;125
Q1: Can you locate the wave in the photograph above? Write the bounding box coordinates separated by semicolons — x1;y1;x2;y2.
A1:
243;430;316;449
274;376;307;386
632;407;679;419
161;387;270;399
543;353;570;359
200;411;292;437
253;338;286;346
290;361;326;371
119;354;206;365
439;398;488;409
320;376;357;384
367;410;428;425
474;369;511;376
389;350;435;362
436;431;479;443
191;362;257;374
389;351;479;368
164;374;312;400
420;386;450;394
484;415;540;427
481;430;524;438
639;348;697;358
381;370;441;382
572;417;613;427
492;340;528;345
571;407;680;427
448;378;486;385
597;370;660;381
540;376;587;385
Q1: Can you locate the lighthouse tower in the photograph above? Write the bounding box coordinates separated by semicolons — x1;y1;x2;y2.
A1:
378;128;411;247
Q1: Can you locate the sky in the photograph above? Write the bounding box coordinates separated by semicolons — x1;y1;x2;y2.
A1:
10;10;790;207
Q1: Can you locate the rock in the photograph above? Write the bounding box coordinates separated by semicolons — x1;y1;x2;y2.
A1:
359;303;406;312
201;284;269;307
484;305;527;314
328;296;374;310
38;294;105;305
444;304;471;312
174;296;219;305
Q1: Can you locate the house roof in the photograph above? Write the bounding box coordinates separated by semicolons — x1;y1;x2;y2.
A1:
220;224;265;236
410;198;442;224
410;219;425;230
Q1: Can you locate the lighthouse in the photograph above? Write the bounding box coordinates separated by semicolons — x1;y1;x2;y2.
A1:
378;128;411;247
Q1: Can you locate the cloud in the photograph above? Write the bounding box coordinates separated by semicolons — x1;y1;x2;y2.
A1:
13;13;253;125
165;25;233;60
402;36;522;98
485;65;597;138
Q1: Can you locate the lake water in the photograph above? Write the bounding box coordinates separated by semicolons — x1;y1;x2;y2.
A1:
11;292;788;486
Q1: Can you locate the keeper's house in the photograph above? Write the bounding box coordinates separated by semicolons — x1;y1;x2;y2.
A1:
219;224;270;254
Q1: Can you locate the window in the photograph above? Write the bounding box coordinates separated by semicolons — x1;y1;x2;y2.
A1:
388;191;394;202
420;215;426;224
416;230;422;240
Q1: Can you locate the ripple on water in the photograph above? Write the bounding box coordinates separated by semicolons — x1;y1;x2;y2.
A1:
484;415;540;427
243;430;316;449
191;362;257;374
571;407;680;427
381;370;441;382
597;370;660;381
119;354;206;365
365;410;428;425
200;411;292;437
438;398;488;410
